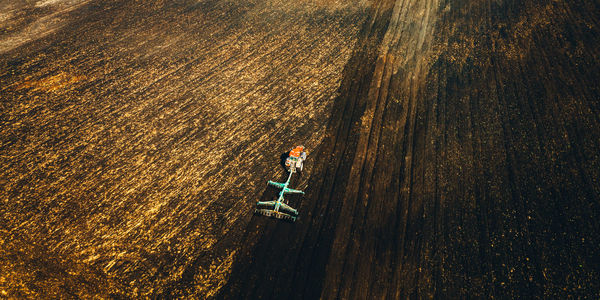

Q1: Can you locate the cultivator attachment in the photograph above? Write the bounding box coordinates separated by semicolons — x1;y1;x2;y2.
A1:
255;169;303;222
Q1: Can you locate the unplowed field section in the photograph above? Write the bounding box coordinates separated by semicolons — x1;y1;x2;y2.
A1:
0;0;367;297
1;0;599;298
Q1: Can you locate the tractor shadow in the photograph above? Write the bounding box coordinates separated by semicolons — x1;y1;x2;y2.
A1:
279;151;289;170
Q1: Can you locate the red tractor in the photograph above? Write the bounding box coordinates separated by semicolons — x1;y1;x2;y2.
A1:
285;145;306;173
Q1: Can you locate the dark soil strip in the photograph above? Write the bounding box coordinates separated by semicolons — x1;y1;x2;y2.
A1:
220;0;600;298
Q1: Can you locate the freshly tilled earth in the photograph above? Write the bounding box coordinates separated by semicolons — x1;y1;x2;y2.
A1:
1;0;599;298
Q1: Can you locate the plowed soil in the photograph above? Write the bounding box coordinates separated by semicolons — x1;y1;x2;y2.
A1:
1;0;599;298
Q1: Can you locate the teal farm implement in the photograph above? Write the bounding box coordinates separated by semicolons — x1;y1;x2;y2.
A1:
255;146;306;222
